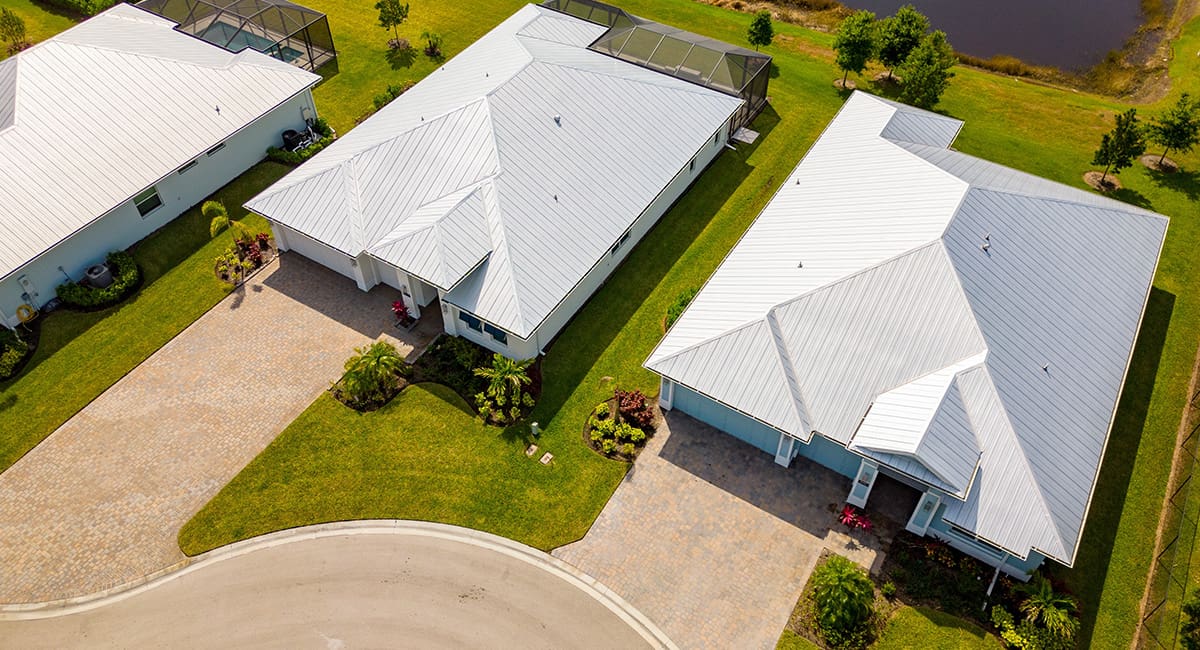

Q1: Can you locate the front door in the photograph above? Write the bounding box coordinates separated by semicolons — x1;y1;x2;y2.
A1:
846;459;879;508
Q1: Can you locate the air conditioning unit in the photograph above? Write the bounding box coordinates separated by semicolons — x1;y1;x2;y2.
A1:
86;263;113;288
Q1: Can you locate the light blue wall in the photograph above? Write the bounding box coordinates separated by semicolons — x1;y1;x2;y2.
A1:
0;89;316;327
669;381;1048;577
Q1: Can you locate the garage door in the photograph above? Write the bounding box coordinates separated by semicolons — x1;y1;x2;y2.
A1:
275;224;357;280
673;385;781;455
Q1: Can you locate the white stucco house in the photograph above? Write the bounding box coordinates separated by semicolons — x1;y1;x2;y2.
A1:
0;4;320;327
647;91;1168;577
245;2;770;359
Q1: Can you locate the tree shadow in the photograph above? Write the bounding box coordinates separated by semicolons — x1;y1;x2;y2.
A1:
0;393;16;414
530;104;782;420
1108;185;1155;210
1147;167;1200;202
386;46;416;70
1049;287;1175;647
770;62;781;79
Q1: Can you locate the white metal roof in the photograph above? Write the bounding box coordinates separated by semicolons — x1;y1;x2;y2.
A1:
648;91;1168;565
0;4;319;282
246;4;744;338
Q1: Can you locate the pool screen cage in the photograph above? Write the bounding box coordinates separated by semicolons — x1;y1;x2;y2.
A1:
542;0;771;130
137;0;336;72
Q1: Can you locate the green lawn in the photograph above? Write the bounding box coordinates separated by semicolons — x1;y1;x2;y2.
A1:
0;163;288;470
776;630;821;650
0;0;77;57
6;0;1200;645
873;607;1002;649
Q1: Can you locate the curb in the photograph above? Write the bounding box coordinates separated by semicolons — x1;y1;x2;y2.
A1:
0;520;677;650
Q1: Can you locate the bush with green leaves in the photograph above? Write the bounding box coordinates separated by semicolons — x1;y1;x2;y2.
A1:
335;341;408;409
1;8;29;54
0;327;29;380
898;30;955;109
38;0;116;16
373;81;416;110
595;401;611;419
989;574;1078;650
472;354;535;425
266;118;335;164
56;251;141;310
810;554;875;648
1182;590;1200;649
665;287;698;331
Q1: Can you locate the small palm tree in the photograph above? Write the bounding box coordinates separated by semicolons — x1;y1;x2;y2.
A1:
1017;575;1079;640
205;200;254;244
473;354;533;423
342;341;405;404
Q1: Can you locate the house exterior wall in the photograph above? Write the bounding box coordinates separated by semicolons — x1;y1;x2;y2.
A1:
665;380;1048;576
1;89;317;327
271;222;358;282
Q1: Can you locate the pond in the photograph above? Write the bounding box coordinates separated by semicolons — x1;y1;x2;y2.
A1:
839;0;1145;71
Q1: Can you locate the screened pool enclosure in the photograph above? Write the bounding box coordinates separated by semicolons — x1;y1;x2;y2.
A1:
137;0;335;71
543;0;771;129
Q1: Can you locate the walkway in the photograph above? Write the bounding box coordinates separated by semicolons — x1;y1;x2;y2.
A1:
554;410;885;650
0;254;440;604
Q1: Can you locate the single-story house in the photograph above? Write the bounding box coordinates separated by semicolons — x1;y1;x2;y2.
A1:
647;91;1168;577
245;2;769;359
0;4;320;328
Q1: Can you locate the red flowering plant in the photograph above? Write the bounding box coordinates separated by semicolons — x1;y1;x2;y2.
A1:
391;298;414;325
838;504;873;532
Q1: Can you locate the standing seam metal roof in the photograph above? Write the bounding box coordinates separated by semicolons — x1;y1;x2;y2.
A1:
246;5;744;338
0;4;319;282
647;91;1168;565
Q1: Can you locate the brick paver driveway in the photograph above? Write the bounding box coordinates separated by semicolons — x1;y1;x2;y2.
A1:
554;411;885;650
0;254;439;604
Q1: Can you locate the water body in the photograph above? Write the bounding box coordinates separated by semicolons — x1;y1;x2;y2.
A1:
839;0;1144;71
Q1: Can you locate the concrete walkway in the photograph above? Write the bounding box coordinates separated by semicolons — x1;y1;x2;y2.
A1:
1;522;668;649
0;254;439;604
554;410;885;650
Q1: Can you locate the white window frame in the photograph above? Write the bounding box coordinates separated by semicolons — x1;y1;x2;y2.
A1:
134;186;163;218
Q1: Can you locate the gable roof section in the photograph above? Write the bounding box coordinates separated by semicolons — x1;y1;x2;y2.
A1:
647;91;1167;565
0;3;319;282
246;4;744;338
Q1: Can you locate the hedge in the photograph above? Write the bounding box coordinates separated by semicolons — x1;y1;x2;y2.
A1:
0;329;29;380
266;117;334;165
56;250;141;310
39;0;118;16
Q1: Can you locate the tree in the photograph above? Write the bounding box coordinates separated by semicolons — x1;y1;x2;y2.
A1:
473;354;534;424
1016;575;1079;642
1182;590;1200;650
341;341;405;405
421;30;444;58
898;30;955;109
204;200;253;244
877;5;928;80
374;0;409;45
747;10;774;51
833;11;876;88
1092;108;1146;185
1147;92;1199;166
0;8;27;52
810;554;875;647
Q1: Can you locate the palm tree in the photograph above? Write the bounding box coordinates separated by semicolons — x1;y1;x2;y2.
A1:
473;354;533;422
1017;575;1079;640
342;341;405;404
204;200;253;244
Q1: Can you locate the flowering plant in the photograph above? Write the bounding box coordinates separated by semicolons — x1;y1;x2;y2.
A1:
838;504;873;531
391;299;411;322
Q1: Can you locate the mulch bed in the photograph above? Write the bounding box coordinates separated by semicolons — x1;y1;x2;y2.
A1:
1140;153;1180;173
1083;170;1123;192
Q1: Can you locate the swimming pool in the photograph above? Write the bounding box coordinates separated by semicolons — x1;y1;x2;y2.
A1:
199;21;304;64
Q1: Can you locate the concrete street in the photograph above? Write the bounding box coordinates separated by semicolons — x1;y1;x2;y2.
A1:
2;527;658;649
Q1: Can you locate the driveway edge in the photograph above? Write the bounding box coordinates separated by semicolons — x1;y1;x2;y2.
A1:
0;520;677;649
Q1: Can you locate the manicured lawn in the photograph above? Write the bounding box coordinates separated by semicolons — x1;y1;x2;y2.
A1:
0;0;77;57
873;606;1002;649
776;630;821;650
0;163;288;470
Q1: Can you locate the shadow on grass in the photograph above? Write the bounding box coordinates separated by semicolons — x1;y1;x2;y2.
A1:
30;0;85;22
386;46;416;69
531;104;782;421
1109;186;1155;210
1148;167;1200;202
1050;286;1175;647
314;58;340;85
0;393;16;413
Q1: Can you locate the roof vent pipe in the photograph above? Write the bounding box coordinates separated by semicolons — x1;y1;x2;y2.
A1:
554;114;562;126
981;242;990;252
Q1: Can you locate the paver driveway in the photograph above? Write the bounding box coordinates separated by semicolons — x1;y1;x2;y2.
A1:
554;411;885;650
0;254;439;604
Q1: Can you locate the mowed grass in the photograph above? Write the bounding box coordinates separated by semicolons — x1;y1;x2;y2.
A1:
0;0;76;58
0;163;288;470
873;606;1003;649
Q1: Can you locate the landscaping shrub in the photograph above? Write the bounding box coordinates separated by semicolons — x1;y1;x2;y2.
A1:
585;392;651;459
881;533;993;622
810;554;876;648
332;341;409;410
665;286;698;331
55;251;141;310
1182;590;1200;650
615;388;655;430
0;327;30;380
266;118;335;165
595;401;610;419
473;353;536;425
373;81;416;111
411;335;491;400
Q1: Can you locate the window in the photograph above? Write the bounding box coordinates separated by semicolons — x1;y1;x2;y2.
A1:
714;131;720;146
458;310;483;332
610;229;633;257
206;142;226;156
134;187;162;217
483;323;508;345
177;160;199;175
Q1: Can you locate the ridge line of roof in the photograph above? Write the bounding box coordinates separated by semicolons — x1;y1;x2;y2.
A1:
530;54;747;102
764;310;814;439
